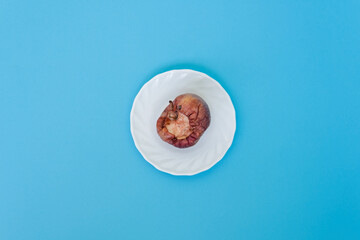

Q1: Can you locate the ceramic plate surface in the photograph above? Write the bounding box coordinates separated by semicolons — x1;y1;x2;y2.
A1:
130;69;236;175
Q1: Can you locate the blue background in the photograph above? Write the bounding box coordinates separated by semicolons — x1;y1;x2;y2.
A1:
1;1;359;239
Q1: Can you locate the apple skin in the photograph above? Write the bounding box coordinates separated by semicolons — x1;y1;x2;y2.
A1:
157;93;211;148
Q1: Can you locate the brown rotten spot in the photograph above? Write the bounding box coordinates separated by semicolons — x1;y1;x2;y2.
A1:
156;93;211;148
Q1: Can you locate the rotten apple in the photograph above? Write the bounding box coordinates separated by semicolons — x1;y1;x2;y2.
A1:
156;93;211;148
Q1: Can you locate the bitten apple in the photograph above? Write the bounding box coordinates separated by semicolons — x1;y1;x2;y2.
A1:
157;93;210;148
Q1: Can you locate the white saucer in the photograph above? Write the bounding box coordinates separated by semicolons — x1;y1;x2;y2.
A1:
130;69;236;176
